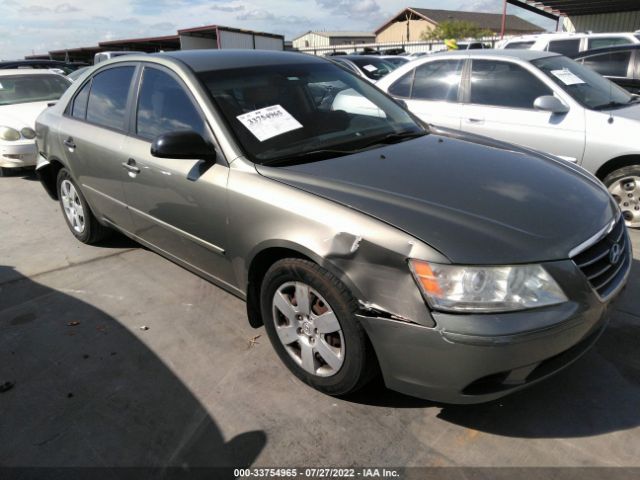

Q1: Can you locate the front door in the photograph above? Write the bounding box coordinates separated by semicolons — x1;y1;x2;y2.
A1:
461;59;585;163
122;65;234;285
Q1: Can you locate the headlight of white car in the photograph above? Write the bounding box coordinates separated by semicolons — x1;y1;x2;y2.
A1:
0;126;21;141
409;260;567;313
20;127;36;139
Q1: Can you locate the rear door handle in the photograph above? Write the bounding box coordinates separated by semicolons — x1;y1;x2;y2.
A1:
63;137;76;149
122;158;140;174
466;118;485;124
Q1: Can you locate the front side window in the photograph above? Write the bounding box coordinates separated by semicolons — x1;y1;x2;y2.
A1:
547;39;581;56
86;66;135;130
470;60;552;109
411;60;464;102
582;51;632;77
388;69;415;97
532;55;634;110
136;67;207;140
0;74;70;106
198;62;425;164
588;37;634;50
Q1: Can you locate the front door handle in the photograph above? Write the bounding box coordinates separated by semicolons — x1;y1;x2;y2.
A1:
122;158;140;174
63;137;76;149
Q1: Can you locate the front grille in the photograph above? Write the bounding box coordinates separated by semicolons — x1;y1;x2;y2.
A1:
572;218;631;300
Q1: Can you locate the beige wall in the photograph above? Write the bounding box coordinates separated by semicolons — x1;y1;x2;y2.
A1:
292;32;330;49
376;19;435;43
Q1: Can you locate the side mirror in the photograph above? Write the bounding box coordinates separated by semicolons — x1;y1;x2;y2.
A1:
394;98;408;109
534;95;569;114
151;131;216;161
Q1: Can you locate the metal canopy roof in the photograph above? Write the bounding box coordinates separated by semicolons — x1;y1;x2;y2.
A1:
508;0;640;19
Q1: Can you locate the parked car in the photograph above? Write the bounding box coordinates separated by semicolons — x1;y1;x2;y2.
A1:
498;32;640;56
36;50;629;404
330;55;397;82
0;59;83;75
0;70;70;176
379;55;410;68
94;51;145;64
377;49;640;227
67;66;91;82
573;44;640;94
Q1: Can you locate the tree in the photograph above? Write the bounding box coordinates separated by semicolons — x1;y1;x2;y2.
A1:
421;20;494;41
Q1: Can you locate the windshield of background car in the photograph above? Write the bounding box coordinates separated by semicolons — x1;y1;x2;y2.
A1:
532;55;633;110
0;74;70;106
347;57;397;80
198;61;426;164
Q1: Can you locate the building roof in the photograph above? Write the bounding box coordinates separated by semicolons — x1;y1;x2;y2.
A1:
292;31;375;41
508;0;640;18
375;7;544;34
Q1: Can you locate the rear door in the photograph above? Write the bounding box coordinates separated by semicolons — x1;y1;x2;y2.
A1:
122;64;234;283
461;59;586;163
387;58;465;130
58;64;137;230
579;49;637;93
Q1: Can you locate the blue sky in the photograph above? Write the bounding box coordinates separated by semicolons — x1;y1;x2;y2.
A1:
0;0;556;59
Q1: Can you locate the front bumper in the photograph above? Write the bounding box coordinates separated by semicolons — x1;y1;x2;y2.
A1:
0;141;37;169
359;259;628;404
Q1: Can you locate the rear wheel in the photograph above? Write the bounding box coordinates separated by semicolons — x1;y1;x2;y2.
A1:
604;165;640;228
56;168;109;244
260;258;377;397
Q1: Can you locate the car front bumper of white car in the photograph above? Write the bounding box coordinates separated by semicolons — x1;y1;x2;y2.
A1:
0;140;38;169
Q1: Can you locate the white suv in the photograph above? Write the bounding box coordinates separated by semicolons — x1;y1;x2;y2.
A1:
498;32;640;56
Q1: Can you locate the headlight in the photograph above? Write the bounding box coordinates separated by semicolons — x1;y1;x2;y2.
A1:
409;260;567;313
21;127;36;139
0;126;20;141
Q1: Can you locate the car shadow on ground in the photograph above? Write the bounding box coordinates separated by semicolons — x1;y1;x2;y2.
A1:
349;259;640;439
0;265;266;477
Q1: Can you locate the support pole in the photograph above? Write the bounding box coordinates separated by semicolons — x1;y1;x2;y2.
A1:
500;0;508;39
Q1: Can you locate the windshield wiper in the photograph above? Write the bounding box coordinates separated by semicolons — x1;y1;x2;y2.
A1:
593;99;637;110
259;148;360;167
356;130;426;148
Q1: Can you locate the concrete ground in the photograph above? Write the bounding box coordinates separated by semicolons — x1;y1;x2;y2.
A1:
1;171;640;471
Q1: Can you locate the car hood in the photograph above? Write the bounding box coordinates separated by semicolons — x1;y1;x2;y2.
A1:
256;130;617;264
0;101;52;129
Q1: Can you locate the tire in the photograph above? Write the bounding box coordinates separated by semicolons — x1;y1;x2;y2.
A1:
260;258;377;396
0;167;9;177
604;165;640;229
56;168;109;244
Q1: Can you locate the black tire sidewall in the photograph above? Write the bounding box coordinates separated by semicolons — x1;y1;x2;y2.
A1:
56;168;93;243
260;259;372;396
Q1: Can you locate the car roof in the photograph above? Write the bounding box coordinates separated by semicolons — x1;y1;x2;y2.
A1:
151;49;327;73
0;69;67;77
432;49;559;61
574;44;640;58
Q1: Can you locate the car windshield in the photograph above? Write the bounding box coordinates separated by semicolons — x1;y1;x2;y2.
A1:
348;57;397;80
198;61;426;164
0;74;70;106
382;57;409;67
532;55;634;110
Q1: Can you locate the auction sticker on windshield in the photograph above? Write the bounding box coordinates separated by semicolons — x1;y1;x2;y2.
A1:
363;65;378;72
550;68;586;86
237;105;303;142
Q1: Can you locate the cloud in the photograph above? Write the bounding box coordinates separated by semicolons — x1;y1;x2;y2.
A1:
19;4;51;14
236;9;308;25
211;4;244;12
54;3;81;13
315;0;380;18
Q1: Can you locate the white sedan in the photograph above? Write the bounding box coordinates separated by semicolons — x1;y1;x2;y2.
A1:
0;70;70;176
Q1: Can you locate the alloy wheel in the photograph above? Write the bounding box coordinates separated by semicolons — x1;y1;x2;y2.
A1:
609;175;640;228
60;179;86;234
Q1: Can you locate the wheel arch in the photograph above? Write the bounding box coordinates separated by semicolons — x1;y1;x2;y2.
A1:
36;157;66;200
595;155;640;182
244;240;363;329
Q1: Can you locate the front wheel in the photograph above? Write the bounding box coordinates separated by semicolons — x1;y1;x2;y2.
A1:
260;258;377;396
604;165;640;228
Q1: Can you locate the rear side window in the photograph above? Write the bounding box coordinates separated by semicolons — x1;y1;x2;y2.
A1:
388;69;415;97
504;41;535;49
136;67;207;140
71;81;91;119
411;60;464;102
547;39;581;56
470;60;552;109
587;37;633;50
582;51;632;77
86;66;135;131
